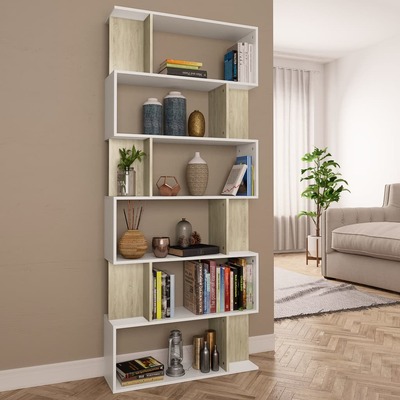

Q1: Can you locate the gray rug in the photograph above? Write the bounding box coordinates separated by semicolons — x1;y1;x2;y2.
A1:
275;267;400;320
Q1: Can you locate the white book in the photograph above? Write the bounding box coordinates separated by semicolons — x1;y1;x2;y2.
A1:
221;164;248;196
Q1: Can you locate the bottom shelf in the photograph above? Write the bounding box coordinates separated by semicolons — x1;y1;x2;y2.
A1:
113;360;259;393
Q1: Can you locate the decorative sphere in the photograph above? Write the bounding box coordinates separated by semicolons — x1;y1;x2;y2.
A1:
188;110;205;137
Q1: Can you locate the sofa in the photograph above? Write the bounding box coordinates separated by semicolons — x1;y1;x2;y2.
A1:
321;183;400;292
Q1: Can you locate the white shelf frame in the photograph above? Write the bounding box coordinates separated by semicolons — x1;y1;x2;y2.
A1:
105;70;258;140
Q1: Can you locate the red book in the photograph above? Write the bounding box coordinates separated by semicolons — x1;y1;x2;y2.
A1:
224;265;231;312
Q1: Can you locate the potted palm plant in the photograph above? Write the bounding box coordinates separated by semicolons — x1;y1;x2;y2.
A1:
117;144;146;196
298;147;349;259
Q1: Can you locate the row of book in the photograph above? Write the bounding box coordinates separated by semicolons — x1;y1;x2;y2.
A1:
184;258;255;315
153;268;175;319
158;58;207;79
116;356;164;387
224;41;255;83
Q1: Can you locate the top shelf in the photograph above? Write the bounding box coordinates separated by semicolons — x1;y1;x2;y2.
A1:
108;6;257;42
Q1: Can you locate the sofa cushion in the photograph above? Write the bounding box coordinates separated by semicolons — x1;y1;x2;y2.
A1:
332;221;400;261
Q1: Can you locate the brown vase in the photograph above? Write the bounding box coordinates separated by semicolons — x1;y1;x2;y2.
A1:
118;230;148;259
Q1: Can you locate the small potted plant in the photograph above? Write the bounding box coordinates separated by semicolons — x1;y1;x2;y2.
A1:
298;147;349;261
117;144;146;196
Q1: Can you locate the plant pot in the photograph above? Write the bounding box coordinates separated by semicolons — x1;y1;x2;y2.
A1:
307;235;321;259
118;230;148;259
117;168;136;196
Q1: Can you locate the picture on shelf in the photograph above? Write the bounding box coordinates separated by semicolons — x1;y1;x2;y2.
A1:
235;155;253;196
221;164;248;196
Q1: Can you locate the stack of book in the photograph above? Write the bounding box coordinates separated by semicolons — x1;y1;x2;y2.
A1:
224;41;255;83
184;258;255;315
116;356;164;387
159;59;207;79
152;268;175;319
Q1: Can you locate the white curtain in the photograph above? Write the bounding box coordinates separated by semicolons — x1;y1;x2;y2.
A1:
273;67;315;252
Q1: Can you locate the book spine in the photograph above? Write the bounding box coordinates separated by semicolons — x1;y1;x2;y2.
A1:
161;63;200;70
118;369;164;382
159;67;207;78
224;266;230;312
209;260;217;313
155;269;162;319
246;263;253;310
220;266;225;312
119;374;164;386
216;266;220;313
169;273;175;317
165;272;171;318
184;261;197;314
196;262;204;315
230;269;234;311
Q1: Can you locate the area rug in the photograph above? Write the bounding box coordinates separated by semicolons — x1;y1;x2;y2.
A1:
274;267;400;320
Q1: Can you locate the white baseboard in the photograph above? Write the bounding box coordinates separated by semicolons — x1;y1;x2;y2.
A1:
0;334;275;392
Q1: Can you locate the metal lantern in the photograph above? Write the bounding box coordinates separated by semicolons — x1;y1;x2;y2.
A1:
166;329;185;377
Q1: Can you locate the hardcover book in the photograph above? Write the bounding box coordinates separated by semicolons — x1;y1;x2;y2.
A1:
159;67;207;78
160;58;203;67
116;356;164;379
184;260;204;314
168;244;219;257
235;155;253;196
221;164;248;196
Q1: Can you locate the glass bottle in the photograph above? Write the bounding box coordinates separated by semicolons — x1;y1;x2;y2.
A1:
176;218;192;248
200;340;210;373
211;344;219;371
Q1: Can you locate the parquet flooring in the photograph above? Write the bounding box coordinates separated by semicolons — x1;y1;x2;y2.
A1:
1;253;399;399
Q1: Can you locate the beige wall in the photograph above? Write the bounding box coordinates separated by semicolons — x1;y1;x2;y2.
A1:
0;0;273;370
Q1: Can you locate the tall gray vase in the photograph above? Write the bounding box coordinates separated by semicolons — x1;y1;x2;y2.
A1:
164;91;186;136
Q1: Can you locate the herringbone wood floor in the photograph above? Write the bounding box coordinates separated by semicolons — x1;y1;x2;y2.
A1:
1;253;400;399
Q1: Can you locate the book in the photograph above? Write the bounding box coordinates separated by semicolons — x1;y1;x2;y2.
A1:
161;270;175;318
159;62;200;70
168;243;219;257
116;356;164;379
183;260;204;314
160;58;203;67
224;50;238;81
227;42;245;82
246;262;254;310
117;373;164;387
235;155;253;196
221;164;248;196
159;67;207;78
204;259;217;313
152;269;162;319
117;369;164;382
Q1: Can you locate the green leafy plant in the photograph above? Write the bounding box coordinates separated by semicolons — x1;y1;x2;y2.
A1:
118;145;146;170
298;147;349;237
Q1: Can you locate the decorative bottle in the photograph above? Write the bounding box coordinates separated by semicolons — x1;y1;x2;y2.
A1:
211;344;219;371
176;218;192;248
143;97;162;135
186;152;209;196
164;91;186;136
200;340;210;373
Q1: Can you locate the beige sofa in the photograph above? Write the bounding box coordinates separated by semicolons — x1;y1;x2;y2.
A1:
321;183;400;292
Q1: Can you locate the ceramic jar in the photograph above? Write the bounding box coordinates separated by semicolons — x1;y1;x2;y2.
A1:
164;91;186;136
186;152;209;196
143;97;162;135
188;110;205;137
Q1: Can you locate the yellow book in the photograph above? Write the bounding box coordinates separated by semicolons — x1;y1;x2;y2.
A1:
153;268;162;319
159;63;200;70
161;58;203;67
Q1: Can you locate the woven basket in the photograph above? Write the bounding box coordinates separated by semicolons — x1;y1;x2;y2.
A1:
118;230;148;259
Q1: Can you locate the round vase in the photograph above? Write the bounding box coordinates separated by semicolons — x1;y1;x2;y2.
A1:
118;230;148;259
176;218;192;248
117;168;135;196
188;110;205;137
164;91;186;136
186;152;208;196
152;236;170;258
143;97;162;135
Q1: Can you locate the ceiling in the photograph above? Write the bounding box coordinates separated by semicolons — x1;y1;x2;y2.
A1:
274;0;400;61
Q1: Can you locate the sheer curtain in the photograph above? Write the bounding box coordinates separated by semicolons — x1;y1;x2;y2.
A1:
274;67;315;252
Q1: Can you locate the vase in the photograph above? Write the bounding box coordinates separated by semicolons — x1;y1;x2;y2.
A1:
117;168;135;196
188;110;205;137
118;230;148;259
156;176;181;196
307;235;321;259
176;218;192;248
164;91;186;136
143;97;162;135
186;152;208;196
152;237;170;258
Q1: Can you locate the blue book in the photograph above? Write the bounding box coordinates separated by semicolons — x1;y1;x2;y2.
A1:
235;155;252;196
224;50;237;81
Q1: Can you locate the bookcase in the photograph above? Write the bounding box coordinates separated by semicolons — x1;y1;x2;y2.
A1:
103;6;260;393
